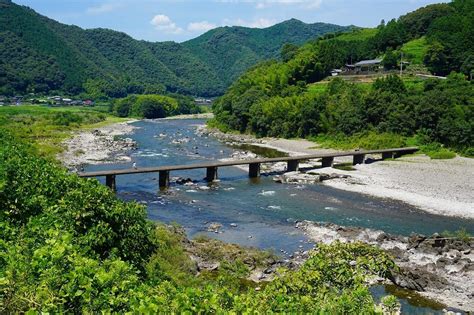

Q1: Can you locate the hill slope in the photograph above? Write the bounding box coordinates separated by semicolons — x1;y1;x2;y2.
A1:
0;0;350;97
212;2;473;153
183;19;349;86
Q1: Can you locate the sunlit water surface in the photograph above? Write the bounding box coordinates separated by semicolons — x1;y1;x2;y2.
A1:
85;119;473;313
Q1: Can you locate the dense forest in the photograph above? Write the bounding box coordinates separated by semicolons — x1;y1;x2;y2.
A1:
0;130;399;312
212;0;474;155
112;94;200;119
0;0;349;97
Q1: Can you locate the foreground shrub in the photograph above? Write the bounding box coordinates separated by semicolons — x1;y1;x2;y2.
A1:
0;130;396;313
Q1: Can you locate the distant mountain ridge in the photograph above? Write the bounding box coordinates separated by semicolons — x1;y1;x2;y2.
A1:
0;0;351;97
183;19;351;85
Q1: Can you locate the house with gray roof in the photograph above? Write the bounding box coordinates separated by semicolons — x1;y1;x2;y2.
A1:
345;58;383;73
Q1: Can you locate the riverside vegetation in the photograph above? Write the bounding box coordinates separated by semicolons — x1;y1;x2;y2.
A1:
1;0;473;312
212;0;474;157
0;101;402;312
0;131;401;313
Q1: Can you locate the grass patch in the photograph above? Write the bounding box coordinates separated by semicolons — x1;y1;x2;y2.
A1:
419;142;457;160
426;150;456;159
441;228;472;242
400;37;429;65
335;28;378;41
191;234;276;276
311;132;407;151
0;104;123;158
307;82;329;95
311;133;463;160
206;117;243;134
333;163;356;171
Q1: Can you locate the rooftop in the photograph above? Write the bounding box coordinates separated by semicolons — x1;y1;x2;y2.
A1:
354;59;383;66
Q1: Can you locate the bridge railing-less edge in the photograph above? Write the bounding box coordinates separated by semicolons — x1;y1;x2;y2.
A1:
78;147;418;191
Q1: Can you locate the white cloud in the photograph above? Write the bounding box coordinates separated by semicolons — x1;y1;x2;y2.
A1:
150;14;183;34
216;0;323;9
86;2;123;15
187;21;218;32
223;17;276;28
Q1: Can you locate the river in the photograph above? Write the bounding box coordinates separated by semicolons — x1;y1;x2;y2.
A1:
85;119;473;313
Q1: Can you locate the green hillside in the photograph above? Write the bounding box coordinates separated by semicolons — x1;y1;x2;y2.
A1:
183;19;350;86
400;37;429;64
212;1;474;155
0;0;349;97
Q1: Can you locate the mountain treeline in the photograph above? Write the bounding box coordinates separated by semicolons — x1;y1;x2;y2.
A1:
0;0;349;97
112;93;200;119
212;0;474;154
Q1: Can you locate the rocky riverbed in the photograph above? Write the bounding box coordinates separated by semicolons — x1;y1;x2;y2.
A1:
296;221;474;312
58;121;138;170
200;126;474;220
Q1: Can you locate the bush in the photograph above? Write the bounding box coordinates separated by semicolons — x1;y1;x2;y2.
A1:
0;130;397;313
51;111;84;126
313;131;407;150
420;142;457;159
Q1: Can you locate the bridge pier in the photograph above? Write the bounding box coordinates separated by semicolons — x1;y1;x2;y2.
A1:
159;170;170;188
321;157;334;168
287;160;299;172
79;147;419;191
206;166;218;182
353;154;365;165
249;163;261;178
394;151;404;158
105;174;116;192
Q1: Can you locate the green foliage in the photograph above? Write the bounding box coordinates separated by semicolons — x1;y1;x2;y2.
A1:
423;0;474;75
0;130;398;312
400;37;429;65
0;105;116;158
441;228;472;242
420;143;457;159
313;132;407;151
281;43;299;62
113;94;199;119
380;295;401;314
213;0;474;154
0;1;348;97
383;49;398;70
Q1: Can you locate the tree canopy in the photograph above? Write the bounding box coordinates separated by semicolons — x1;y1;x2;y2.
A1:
0;1;349;97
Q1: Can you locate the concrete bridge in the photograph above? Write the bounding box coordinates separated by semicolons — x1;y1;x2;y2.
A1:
78;147;418;191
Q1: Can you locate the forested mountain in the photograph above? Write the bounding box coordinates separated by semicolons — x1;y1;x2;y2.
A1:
183;19;349;86
212;0;474;154
0;0;349;97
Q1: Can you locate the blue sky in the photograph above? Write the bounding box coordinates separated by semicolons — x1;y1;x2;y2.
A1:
15;0;446;42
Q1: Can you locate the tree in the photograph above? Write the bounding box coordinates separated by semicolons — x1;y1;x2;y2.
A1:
383;48;398;70
461;55;474;79
424;41;449;75
281;43;299;62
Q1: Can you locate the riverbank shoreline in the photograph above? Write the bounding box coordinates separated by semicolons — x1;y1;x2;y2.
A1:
58;118;473;311
201;126;474;220
296;220;474;312
58;119;139;170
162;113;214;120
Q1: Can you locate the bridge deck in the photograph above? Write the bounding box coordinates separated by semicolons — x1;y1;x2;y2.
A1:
78;147;418;178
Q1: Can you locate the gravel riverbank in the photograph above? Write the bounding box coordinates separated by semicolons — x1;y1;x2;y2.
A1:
58;120;139;170
202;126;474;219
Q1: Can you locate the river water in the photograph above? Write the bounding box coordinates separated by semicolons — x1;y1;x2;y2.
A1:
86;119;473;313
